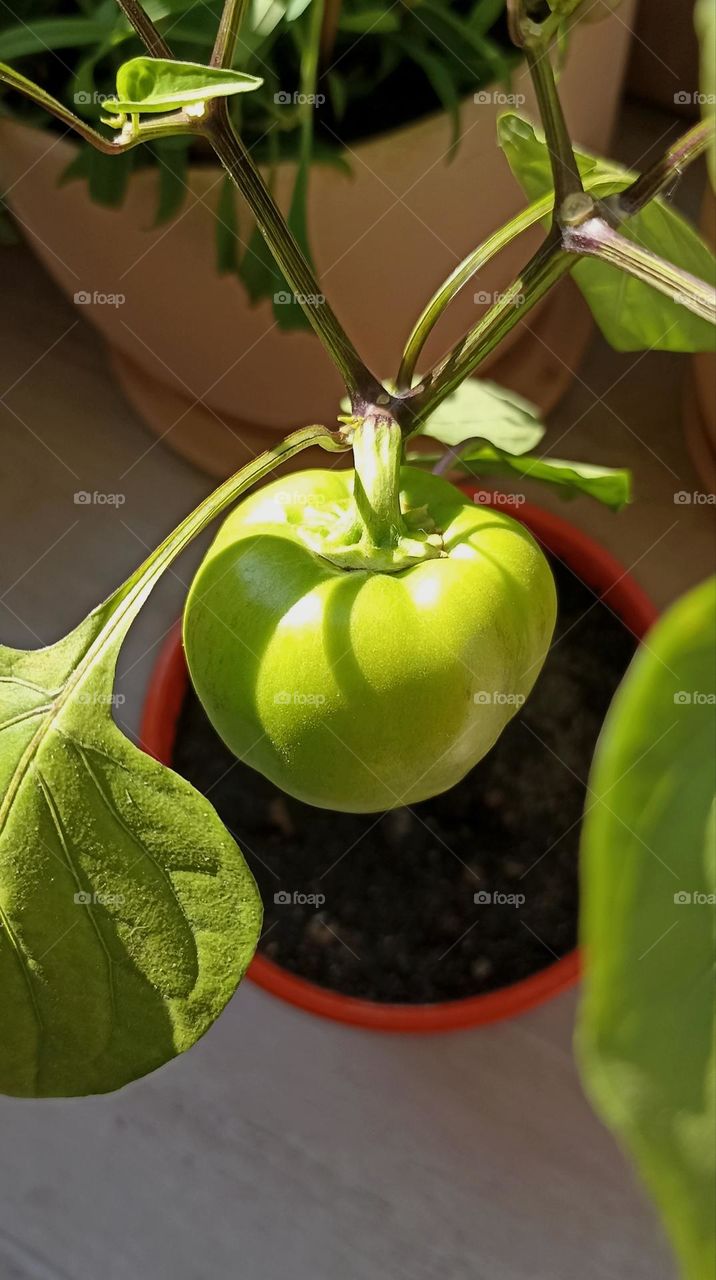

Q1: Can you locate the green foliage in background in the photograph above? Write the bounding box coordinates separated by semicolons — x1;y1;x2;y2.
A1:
0;0;516;324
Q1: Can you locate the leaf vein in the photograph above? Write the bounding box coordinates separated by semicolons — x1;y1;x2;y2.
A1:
0;704;53;734
72;741;200;979
36;768;118;1024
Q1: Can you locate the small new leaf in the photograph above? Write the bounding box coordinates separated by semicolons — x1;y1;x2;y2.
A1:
113;58;263;114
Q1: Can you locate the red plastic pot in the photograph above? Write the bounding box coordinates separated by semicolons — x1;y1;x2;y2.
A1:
140;490;658;1032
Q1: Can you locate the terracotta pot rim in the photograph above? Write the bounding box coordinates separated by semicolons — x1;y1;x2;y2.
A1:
139;488;658;1033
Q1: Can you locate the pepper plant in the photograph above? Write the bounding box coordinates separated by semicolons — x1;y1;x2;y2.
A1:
0;0;713;1134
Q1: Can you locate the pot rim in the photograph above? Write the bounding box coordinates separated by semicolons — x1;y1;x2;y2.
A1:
139;489;658;1033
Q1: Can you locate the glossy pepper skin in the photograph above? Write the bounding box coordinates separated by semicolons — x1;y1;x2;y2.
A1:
184;467;556;813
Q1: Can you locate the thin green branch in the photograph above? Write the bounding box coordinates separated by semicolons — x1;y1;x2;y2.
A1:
563;217;716;325
607;119;716;221
210;0;250;69
113;0;173;58
525;46;584;207
121;426;348;613
0;63;131;154
397;193;553;391
398;18;714;431
507;0;584;205
401;234;571;431
206;107;385;408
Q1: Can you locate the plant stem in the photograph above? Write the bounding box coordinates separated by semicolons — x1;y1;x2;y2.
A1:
351;415;405;551
402;235;570;430
608;119;716;220
113;0;173;58
403;110;716;425
210;0;249;68
563;217;716;325
525;45;583;207
0;63;210;153
397;193;553;391
0;64;131;154
206;107;384;408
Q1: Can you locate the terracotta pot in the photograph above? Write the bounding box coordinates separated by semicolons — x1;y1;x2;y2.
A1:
139;488;657;1032
0;4;636;476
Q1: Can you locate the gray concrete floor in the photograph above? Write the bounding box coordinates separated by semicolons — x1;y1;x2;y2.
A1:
0;98;714;1280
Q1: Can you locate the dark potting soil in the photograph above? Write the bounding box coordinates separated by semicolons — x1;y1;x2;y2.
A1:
171;555;636;1004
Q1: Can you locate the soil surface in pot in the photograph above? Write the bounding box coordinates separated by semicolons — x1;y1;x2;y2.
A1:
171;556;635;1004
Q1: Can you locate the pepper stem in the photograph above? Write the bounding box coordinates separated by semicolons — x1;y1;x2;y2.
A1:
351;413;407;553
296;411;445;572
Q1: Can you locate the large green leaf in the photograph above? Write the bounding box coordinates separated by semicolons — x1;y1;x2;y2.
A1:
408;441;630;509
0;597;261;1098
0;426;343;1097
416;378;546;454
498;113;716;352
577;577;716;1280
113;57;263;114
